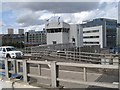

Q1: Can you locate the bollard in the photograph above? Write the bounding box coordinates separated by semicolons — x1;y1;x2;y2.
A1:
51;61;59;87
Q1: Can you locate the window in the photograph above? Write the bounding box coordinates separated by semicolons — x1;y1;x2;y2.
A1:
83;36;99;38
53;41;57;44
3;48;6;52
83;42;99;44
83;30;99;33
77;29;79;34
6;48;16;51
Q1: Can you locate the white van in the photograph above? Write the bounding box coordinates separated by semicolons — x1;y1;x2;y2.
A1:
0;46;23;58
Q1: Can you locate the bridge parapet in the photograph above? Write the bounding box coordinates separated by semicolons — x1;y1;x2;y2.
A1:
0;58;119;89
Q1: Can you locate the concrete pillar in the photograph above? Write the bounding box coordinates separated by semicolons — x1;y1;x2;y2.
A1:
109;55;113;65
16;62;21;73
38;64;41;75
51;61;59;87
118;53;120;90
83;67;87;82
13;60;17;74
5;59;9;78
23;60;30;83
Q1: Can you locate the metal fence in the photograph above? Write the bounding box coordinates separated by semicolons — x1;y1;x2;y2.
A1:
31;49;118;65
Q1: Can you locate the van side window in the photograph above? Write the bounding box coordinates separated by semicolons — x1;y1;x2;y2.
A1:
0;48;2;51
3;48;6;52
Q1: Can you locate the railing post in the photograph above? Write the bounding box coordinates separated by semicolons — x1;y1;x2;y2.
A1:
118;53;120;89
109;55;113;65
23;60;30;83
51;61;59;87
83;67;87;82
38;64;41;75
13;59;17;74
16;62;21;73
5;58;10;78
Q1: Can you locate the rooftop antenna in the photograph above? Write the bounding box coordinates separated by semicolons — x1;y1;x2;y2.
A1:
46;19;49;26
58;17;60;25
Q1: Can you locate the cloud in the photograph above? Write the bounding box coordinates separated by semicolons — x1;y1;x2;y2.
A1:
2;1;118;33
6;2;98;27
23;24;45;32
4;2;99;13
0;21;3;26
16;10;46;27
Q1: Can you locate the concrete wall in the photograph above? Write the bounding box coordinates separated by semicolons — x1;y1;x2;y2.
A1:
47;32;63;44
62;32;69;43
47;32;69;45
69;24;83;47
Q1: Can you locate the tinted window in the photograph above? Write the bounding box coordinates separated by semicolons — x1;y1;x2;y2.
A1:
0;48;2;51
6;48;16;51
3;48;6;52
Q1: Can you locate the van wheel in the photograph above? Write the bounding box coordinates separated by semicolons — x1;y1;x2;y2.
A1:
6;54;11;58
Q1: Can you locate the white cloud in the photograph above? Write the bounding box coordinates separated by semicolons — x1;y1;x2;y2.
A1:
23;24;45;32
1;1;118;34
0;21;3;26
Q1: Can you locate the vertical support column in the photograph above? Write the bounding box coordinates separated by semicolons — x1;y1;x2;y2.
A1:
23;60;30;83
74;48;76;61
5;58;9;78
118;53;120;90
16;62;21;73
38;64;41;75
13;59;17;74
109;55;113;65
66;50;68;59
51;61;59;87
79;48;81;61
83;67;87;82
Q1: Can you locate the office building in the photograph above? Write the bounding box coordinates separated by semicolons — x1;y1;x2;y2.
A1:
18;29;24;35
117;3;120;46
69;24;83;47
0;34;2;46
116;27;120;46
83;26;103;48
25;30;47;46
2;34;24;48
45;21;83;47
8;28;14;34
82;18;117;48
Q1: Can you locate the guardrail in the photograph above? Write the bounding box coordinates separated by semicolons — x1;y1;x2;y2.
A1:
31;50;119;64
0;58;119;88
24;43;75;54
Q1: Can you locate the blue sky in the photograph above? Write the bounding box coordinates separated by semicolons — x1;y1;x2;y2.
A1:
1;0;119;34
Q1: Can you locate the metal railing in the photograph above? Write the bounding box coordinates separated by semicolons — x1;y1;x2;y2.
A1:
31;50;119;64
24;43;75;53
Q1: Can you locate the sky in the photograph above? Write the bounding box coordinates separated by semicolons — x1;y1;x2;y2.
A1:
0;0;119;34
